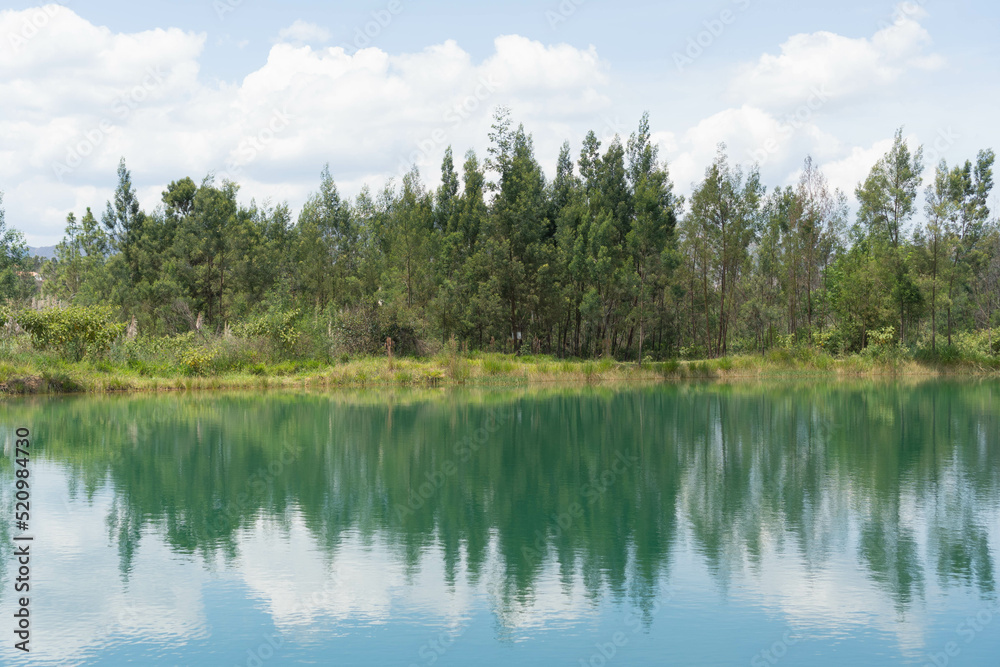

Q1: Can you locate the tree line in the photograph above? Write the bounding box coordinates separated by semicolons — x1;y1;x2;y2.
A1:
4;109;999;360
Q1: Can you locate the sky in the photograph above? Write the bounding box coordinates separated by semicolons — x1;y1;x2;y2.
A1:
1;0;998;246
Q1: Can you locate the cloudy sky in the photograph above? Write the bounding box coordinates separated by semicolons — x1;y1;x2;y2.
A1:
1;0;998;246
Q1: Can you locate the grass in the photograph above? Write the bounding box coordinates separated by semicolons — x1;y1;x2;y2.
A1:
0;340;998;397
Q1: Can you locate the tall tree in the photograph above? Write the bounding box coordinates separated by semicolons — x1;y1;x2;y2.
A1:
685;145;763;356
173;177;240;324
0;190;31;301
919;161;958;352
485;107;549;350
855;128;924;343
626;112;679;361
102;157;146;287
294;165;356;311
943;149;995;344
787;157;845;335
386;167;435;310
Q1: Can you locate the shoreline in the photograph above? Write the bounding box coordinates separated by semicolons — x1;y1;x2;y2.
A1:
2;353;998;396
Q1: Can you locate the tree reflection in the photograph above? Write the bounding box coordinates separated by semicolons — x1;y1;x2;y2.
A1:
5;380;1000;618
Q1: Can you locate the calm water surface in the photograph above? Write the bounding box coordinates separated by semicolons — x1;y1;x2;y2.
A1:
1;381;999;666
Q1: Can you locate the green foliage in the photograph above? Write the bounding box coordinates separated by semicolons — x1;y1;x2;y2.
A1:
952;329;1000;358
863;326;906;363
866;326;898;348
26;116;999;368
811;330;842;355
331;302;384;357
235;309;301;350
776;334;797;350
178;347;215;376
15;305;126;361
482;354;515;376
0;190;32;301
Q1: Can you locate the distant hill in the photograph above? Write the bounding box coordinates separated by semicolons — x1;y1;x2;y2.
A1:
28;246;57;259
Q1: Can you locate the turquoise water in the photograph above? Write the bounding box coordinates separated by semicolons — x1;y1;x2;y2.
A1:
1;381;999;665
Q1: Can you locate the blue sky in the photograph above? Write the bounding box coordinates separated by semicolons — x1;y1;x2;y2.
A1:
2;0;999;245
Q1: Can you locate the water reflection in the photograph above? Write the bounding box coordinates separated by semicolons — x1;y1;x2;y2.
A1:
1;381;999;664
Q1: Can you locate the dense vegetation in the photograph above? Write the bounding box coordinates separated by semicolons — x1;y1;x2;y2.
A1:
1;109;999;378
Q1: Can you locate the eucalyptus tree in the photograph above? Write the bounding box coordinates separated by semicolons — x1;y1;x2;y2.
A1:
748;187;795;351
790;157;845;335
942;149;994;344
0;190;30;301
971;223;1000;352
177;177;241;324
551;141;590;355
685;145;763;356
385;167;435;311
855;129;924;342
27;110;1000;361
485;107;549;350
226;201;293;319
626;112;680;361
449;151;493;342
294;165;356;311
919;162;958;352
47;208;111;305
102;158;146;290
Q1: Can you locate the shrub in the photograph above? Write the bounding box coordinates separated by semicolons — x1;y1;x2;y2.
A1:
16;306;126;361
331;303;383;357
383;323;420;357
235;309;301;351
811;330;842;355
866;326;897;348
178;347;215;376
863;326;905;363
776;333;798;350
953;329;1000;359
679;345;705;360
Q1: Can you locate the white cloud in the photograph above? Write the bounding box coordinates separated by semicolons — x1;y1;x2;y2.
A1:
277;20;331;44
730;2;944;109
0;7;612;245
818;136;899;198
660;105;843;192
0;3;978;247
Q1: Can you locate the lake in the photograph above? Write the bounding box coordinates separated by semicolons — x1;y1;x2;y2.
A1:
1;381;999;666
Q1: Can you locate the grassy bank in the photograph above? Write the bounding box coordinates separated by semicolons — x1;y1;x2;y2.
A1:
1;346;998;396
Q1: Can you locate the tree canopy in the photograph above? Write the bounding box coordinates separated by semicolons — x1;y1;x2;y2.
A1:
20;111;999;360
